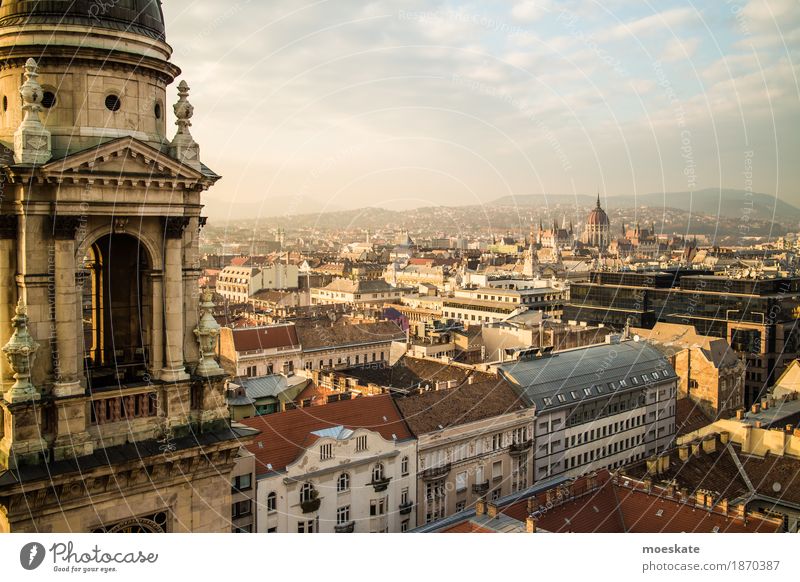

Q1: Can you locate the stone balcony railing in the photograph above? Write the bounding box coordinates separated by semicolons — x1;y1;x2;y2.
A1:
509;440;533;456
421;463;451;481
399;501;414;515
472;480;490;494
369;477;392;492
334;521;355;533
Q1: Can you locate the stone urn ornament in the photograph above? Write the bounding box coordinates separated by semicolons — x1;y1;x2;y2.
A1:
2;299;40;403
193;287;224;376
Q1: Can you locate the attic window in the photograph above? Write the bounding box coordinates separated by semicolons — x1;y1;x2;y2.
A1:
105;94;121;112
42;91;56;109
557;394;566;403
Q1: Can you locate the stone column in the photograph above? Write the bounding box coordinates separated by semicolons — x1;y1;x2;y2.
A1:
0;215;17;391
161;217;189;382
52;216;82;397
150;272;164;375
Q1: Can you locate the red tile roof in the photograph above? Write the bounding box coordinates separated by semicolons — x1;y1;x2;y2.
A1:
441;470;783;533
231;324;299;352
240;394;413;475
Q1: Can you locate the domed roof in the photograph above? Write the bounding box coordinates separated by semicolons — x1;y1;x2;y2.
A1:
0;0;166;41
587;193;610;226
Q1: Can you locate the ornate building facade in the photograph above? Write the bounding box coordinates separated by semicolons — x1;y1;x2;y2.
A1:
0;1;255;533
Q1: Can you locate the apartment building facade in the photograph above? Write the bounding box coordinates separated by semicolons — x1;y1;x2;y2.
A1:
241;395;417;533
498;341;678;481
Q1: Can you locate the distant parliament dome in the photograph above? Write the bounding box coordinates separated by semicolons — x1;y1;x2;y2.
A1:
0;0;166;40
587;194;610;226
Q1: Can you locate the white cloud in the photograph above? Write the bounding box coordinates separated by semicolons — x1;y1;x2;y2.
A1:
600;7;697;41
660;37;701;62
511;0;553;23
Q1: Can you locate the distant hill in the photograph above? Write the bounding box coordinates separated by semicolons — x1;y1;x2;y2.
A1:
492;188;800;223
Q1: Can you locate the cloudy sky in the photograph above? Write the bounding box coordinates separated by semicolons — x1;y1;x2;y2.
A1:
161;0;799;219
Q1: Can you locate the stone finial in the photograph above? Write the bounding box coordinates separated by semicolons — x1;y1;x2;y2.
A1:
14;58;52;165
193;287;223;376
2;298;41;403
170;80;201;170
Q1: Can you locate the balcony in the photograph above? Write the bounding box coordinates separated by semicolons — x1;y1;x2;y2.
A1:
399;501;414;515
509;440;533;456
421;463;451;481
300;496;321;514
472;480;490;494
369;477;392;492
334;521;355;533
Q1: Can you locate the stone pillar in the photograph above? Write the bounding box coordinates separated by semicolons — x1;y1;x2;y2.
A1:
0;215;17;391
150;272;164;375
52;216;82;397
161;217;189;382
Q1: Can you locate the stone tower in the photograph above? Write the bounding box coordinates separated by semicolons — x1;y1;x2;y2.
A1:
0;1;255;533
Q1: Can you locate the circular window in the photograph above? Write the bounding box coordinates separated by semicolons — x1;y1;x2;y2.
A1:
154;102;162;119
105;94;121;112
42;91;56;109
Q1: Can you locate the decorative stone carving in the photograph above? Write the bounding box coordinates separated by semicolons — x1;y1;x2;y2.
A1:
193;288;223;376
163;216;189;239
13;58;52;165
52;216;82;240
2;299;40;403
0;214;17;239
170;80;201;170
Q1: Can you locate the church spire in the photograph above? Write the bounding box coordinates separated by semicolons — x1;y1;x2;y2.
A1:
596;191;601;208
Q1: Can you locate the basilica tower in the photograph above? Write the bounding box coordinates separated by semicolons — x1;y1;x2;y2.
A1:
0;1;255;533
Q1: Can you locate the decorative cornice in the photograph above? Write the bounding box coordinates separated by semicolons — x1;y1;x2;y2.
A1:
163;216;189;239
52;216;82;240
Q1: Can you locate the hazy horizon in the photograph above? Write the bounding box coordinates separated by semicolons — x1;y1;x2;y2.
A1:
162;1;800;220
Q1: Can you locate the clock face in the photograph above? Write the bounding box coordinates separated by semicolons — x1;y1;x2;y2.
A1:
93;511;168;533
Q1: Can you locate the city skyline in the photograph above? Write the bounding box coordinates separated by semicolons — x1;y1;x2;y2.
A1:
164;0;799;219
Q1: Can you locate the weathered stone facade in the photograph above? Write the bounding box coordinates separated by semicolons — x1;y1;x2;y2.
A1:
0;2;256;533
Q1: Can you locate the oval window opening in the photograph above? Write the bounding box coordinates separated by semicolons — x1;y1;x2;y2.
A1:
105;94;121;112
42;91;56;109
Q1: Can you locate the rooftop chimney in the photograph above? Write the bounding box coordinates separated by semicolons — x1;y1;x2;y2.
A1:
475;498;486;516
487;502;498;518
526;516;537;533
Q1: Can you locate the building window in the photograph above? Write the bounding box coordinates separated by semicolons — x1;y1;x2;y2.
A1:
491;489;501;501
320;443;333;460
456;471;467;492
355;435;367;452
337;505;350;525
370;497;387;516
232;500;251;518
297;519;315;533
232;474;252;492
266;491;277;512
372;463;385;482
455;500;466;512
492;432;503;450
337;473;350;492
401;520;409;532
401;487;410;505
300;482;316;503
401;456;409;476
492;460;502;481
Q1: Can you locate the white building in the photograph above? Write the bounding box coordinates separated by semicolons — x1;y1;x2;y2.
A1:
242;395;417;533
217;263;299;303
442;284;566;325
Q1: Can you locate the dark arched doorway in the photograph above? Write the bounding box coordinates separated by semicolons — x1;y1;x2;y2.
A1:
82;233;153;388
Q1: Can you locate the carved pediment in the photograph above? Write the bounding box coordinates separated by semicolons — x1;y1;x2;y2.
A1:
37;136;209;188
